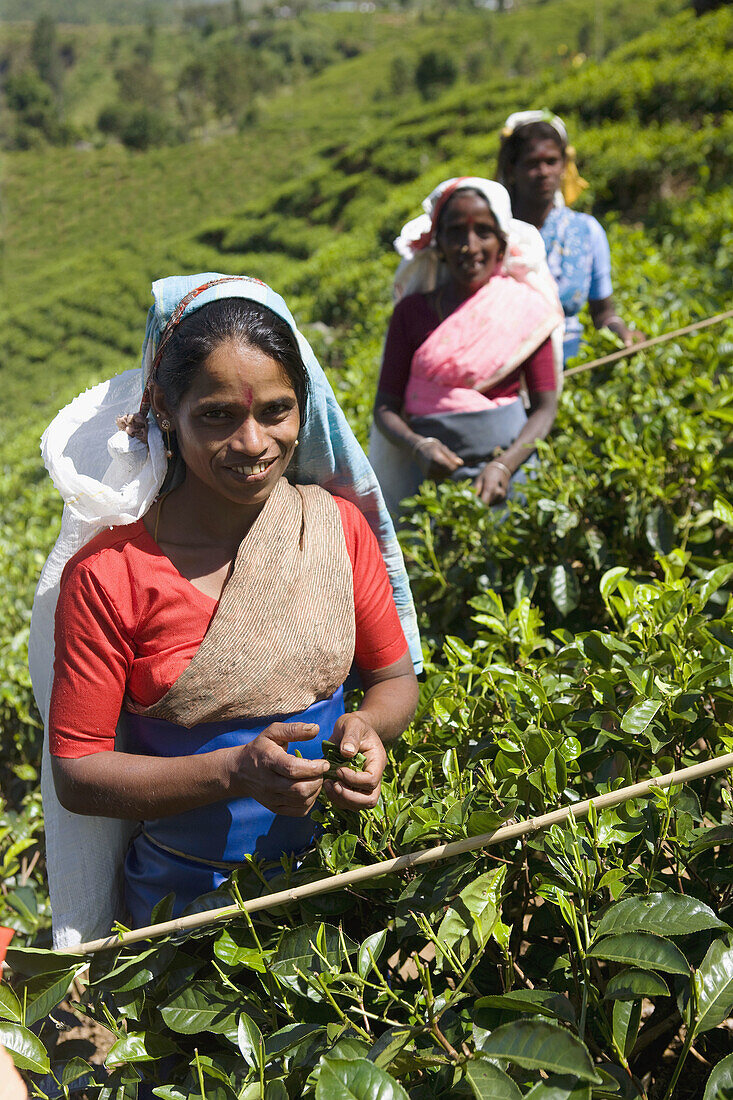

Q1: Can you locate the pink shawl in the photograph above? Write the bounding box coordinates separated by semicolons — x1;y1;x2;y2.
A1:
403;274;562;417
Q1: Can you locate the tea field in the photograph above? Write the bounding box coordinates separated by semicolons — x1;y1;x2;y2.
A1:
1;0;733;1096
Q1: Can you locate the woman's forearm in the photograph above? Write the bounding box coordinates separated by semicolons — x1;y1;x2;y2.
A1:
52;748;233;820
589;296;641;344
374;401;421;453
357;656;419;744
52;750;230;819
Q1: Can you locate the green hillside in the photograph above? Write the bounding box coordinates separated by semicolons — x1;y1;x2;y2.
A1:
2;0;733;1091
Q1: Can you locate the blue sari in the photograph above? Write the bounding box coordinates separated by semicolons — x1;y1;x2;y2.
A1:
540;208;613;361
123;690;345;925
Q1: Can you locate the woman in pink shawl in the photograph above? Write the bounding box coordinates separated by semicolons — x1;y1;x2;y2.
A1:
369;177;564;518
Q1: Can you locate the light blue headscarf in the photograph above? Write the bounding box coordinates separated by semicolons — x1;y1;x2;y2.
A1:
142;273;422;672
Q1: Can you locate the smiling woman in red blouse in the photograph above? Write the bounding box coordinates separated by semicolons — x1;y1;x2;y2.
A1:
49;284;418;928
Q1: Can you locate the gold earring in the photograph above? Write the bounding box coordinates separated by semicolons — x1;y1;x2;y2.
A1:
159;418;173;460
294;439;299;448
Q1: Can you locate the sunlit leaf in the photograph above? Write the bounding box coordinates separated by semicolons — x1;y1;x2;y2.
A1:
237;1012;263;1071
703;1050;733;1100
357;928;387;978
24;965;77;1027
694;938;733;1035
106;1031;179;1067
595;892;728;939
0;983;22;1023
315;1057;409;1099
620;699;662;736
0;1020;50;1073
589;933;689;974
549;564;580;617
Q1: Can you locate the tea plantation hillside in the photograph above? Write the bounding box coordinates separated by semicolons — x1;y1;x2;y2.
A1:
3;0;685;152
2;1;733;1094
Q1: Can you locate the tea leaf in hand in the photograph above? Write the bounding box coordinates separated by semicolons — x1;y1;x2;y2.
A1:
322;740;367;777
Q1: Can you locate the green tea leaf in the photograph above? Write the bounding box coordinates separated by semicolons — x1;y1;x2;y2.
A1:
612;999;641;1058
106;1031;179;1067
479;1020;600;1081
694;938;733;1035
589;933;689;974
265;1082;289;1100
271;923;356;982
160;982;239;1035
357;928;387;978
464;1060;522;1100
703;1051;733;1100
549;564;580;617
713;497;733;527
322;740;367;777
0;1020;50;1073
62;1056;96;1086
24;966;77;1027
237;1011;263;1070
604;968;670;1001
5;945;82;977
595;892;728;939
475;990;576;1025
316;1057;409;1099
524;1075;591;1099
645;505;674;555
620;699;662;736
0;983;22;1023
264;1022;324;1061
599;567;628;600
214;927;266;972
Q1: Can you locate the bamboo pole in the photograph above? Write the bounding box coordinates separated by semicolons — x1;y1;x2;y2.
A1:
564;308;733;378
51;751;733;957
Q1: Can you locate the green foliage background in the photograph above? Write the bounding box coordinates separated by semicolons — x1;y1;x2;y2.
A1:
2;0;733;1094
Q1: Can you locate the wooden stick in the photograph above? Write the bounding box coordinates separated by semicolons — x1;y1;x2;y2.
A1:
52;751;733;957
564;308;733;378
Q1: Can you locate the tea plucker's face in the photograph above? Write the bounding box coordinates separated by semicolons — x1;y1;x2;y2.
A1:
152;338;301;508
511;137;565;207
435;191;506;295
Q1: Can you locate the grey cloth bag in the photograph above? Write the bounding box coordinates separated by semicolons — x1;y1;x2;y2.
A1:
370;397;536;519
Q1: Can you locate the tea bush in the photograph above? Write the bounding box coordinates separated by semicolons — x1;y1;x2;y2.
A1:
2;0;733;1094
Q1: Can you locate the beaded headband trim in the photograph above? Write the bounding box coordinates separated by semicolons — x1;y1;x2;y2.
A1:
140;275;266;415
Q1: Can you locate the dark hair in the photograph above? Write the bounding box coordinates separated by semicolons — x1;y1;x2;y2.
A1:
496;121;566;197
155;297;310;427
435;187;508;251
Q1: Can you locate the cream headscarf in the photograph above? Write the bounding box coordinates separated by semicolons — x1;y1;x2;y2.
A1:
392;176;559;325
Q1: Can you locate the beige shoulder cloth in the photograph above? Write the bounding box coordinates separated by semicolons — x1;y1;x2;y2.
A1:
136;479;355;727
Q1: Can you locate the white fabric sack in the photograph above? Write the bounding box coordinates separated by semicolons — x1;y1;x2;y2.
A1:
31;370;167;947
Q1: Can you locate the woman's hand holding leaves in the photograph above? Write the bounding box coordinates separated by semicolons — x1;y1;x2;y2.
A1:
229;722;329;817
323;714;387;811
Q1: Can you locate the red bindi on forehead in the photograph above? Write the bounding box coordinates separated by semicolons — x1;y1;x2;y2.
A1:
242;384;254;410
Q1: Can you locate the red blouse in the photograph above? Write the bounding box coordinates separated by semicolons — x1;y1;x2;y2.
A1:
378;293;556;404
50;497;408;759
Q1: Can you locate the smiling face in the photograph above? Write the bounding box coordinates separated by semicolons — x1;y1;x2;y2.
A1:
511;136;565;208
435;190;506;295
152;338;300;508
